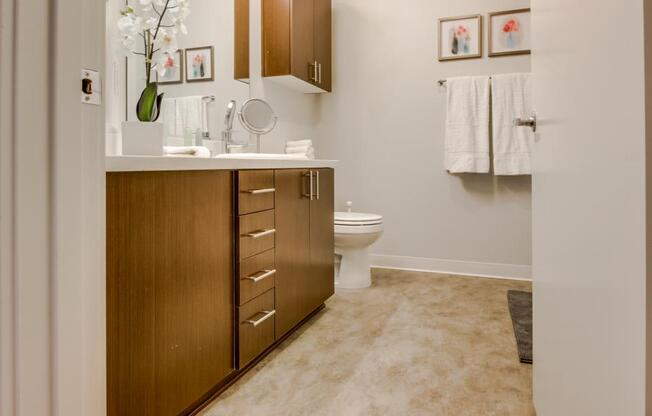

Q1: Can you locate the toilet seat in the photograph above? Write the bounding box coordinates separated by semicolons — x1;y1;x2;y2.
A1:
335;212;383;226
335;223;383;235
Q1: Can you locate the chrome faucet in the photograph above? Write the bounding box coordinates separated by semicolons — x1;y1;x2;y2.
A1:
221;100;247;153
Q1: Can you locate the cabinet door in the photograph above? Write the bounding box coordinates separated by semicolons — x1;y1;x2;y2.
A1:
309;169;335;309
290;0;315;84
262;0;291;77
107;171;234;416
313;0;332;91
154;171;234;415
234;0;249;80
274;169;312;338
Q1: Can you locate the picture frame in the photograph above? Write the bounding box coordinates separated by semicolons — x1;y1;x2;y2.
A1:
489;8;531;57
155;49;184;85
438;14;482;61
185;46;215;82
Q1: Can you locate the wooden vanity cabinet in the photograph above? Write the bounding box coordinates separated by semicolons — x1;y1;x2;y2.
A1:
275;168;335;338
108;167;334;415
107;171;234;416
261;0;332;92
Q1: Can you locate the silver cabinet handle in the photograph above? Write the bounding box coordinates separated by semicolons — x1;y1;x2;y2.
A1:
242;269;276;283
243;188;276;195
314;60;319;83
315;170;320;200
244;310;276;327
514;112;537;132
244;228;276;239
303;171;314;200
317;63;322;84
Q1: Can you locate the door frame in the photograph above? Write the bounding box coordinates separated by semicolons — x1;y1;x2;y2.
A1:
0;0;106;415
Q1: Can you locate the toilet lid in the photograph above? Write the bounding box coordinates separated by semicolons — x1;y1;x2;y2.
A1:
334;212;383;226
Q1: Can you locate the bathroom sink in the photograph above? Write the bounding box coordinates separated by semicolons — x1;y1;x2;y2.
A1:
215;153;309;160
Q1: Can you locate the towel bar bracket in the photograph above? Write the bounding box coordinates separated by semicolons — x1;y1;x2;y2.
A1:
514;112;537;133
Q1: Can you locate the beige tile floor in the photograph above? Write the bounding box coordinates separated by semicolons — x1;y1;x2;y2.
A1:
200;268;534;416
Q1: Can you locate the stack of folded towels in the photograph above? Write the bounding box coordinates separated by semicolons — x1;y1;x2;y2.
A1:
285;139;315;159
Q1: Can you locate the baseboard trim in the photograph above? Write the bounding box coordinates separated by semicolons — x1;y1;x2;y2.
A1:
370;254;532;281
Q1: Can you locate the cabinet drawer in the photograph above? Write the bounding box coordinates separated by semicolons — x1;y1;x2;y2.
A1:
238;170;275;215
239;289;275;367
239;210;275;260
239;249;276;305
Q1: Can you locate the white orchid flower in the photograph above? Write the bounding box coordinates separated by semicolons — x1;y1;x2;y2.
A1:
118;0;189;84
117;15;136;35
158;33;178;54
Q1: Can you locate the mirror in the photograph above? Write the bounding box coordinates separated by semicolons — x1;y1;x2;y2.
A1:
106;0;250;152
238;99;278;152
239;99;277;135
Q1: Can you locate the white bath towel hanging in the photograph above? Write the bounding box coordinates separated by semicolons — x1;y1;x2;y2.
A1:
160;98;177;137
444;76;491;173
175;96;203;137
491;73;534;175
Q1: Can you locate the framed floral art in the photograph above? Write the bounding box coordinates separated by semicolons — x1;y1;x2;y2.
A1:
185;46;215;82
155;49;184;85
489;9;531;57
438;14;483;61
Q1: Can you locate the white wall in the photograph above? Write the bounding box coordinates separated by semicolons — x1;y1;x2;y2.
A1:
314;0;532;277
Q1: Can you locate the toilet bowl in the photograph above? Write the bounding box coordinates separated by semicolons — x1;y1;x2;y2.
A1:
334;211;383;289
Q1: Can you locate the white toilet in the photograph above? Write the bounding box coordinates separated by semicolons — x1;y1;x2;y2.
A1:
334;202;383;289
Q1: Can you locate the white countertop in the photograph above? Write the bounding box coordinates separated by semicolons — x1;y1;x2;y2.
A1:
106;155;338;172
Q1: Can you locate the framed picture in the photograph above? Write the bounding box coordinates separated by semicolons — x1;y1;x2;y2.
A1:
489;9;531;57
438;14;482;61
155;49;183;85
185;46;215;82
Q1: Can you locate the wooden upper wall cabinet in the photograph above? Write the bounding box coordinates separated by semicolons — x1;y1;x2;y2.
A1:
234;0;250;82
261;0;332;93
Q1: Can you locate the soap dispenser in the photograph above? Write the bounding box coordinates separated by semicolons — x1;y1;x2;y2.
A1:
346;201;353;213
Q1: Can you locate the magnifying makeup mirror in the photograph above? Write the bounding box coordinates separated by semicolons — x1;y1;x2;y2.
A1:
238;98;278;152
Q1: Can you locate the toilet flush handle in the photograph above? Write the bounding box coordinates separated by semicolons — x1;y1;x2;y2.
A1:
346;201;353;213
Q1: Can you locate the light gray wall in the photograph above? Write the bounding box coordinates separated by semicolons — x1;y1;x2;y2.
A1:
314;0;532;273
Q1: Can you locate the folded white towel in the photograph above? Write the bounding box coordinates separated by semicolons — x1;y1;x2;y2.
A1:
286;139;313;147
285;145;313;154
175;96;203;137
444;76;490;173
163;146;211;158
491;73;533;175
286;147;315;160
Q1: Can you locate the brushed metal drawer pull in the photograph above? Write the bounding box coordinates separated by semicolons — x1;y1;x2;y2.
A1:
243;188;276;195
243;269;276;283
244;228;276;239
245;309;276;327
303;171;314;200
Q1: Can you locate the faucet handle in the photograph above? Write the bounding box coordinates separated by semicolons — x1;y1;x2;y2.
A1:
346;201;353;213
